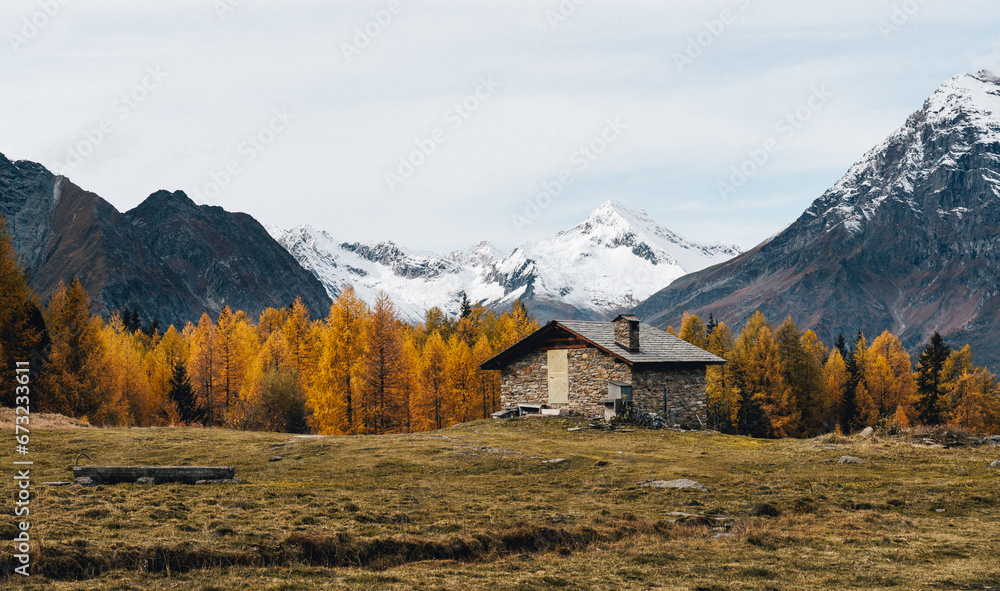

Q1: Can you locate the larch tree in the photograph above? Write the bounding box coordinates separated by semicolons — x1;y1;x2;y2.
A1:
0;217;48;402
864;330;917;425
418;330;449;431
731;311;793;438
822;350;849;433
775;318;823;437
705;321;739;433
308;286;369;435
186;313;218;426
40;278;126;425
363;292;407;434
104;315;159;426
472;335;500;419
678;312;708;350
445;334;476;424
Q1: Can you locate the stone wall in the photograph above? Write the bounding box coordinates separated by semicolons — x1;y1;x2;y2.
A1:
632;367;708;427
500;348;631;417
500;348;710;425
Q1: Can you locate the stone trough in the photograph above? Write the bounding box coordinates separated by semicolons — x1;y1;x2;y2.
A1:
73;465;235;485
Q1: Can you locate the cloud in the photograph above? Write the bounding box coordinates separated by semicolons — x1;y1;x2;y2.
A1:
2;1;1000;253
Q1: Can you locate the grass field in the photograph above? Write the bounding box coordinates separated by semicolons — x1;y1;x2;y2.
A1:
2;418;999;590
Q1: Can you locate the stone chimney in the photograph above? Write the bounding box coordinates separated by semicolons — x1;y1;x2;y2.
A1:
613;314;640;351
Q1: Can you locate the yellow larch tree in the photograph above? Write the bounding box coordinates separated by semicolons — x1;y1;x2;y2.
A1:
417;330;449;431
445;334;476;424
308;286;369;435
103;315;159;426
363;292;407;434
705;321;740;433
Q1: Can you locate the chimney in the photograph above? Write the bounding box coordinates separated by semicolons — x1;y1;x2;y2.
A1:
613;315;640;351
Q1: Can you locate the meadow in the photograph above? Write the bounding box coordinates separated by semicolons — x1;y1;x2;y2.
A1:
2;417;999;590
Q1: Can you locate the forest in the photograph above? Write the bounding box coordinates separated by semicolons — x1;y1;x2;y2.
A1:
668;312;1000;436
2;217;998;435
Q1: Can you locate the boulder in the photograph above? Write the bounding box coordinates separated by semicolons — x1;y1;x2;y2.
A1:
990;460;1000;468
74;476;98;487
838;456;865;464
640;478;710;492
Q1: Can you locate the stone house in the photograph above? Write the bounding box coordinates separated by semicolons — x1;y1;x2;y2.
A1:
480;315;724;426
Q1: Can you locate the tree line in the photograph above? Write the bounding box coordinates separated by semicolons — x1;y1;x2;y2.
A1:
1;217;538;432
669;311;1000;436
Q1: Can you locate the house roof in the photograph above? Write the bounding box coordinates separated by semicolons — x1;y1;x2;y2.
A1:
480;319;725;370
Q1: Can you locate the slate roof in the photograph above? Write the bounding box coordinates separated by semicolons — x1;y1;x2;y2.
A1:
481;319;725;369
558;321;725;365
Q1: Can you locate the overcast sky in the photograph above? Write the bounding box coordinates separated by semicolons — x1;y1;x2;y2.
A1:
3;1;1000;254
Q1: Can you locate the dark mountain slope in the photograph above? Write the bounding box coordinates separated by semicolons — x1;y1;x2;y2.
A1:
634;71;1000;367
0;156;332;326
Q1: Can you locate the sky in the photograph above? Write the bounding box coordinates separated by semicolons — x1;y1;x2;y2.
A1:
3;1;1000;255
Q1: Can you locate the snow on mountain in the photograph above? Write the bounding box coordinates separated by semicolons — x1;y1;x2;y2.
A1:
811;70;1000;235
269;201;742;323
509;201;741;313
632;70;1000;370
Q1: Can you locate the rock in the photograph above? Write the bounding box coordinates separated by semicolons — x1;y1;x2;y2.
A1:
542;458;566;464
74;476;98;487
195;478;242;485
857;427;875;439
838;456;865;464
269;456;283;462
714;533;733;539
135;477;156;485
990;460;1000;468
640;478;710;492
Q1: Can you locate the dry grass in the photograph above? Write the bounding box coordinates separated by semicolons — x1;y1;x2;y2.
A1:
2;417;999;589
0;408;90;430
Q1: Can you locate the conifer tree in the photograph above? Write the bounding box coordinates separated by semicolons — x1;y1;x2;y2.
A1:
312;287;369;434
705;321;739;433
0;217;48;405
364;292;406;434
418;331;449;431
459;291;473;319
914;332;950;425
169;360;201;424
679;312;708;349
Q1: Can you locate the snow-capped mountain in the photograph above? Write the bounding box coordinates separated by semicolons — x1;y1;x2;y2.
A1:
634;70;1000;368
270;201;741;323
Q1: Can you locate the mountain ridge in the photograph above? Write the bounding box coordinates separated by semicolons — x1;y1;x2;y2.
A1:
271;200;742;323
0;157;332;326
633;70;1000;369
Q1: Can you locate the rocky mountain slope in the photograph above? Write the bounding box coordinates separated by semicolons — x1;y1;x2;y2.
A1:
0;154;331;326
272;201;741;323
633;71;1000;368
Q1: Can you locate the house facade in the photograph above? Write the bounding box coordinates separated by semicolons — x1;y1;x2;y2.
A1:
480;315;725;426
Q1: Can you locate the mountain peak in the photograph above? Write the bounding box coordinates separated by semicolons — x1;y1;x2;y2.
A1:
922;71;1000;137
